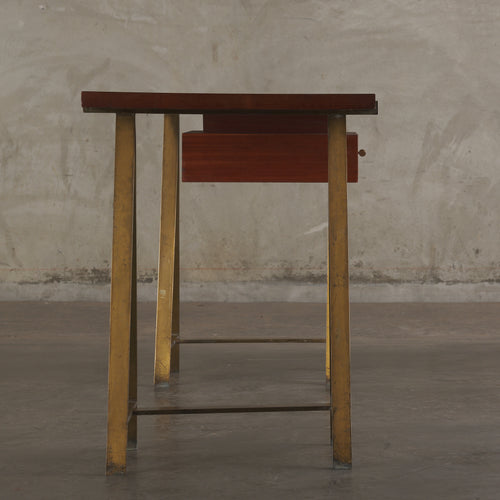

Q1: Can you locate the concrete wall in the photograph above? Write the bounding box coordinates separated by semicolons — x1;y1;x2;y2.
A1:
1;0;499;301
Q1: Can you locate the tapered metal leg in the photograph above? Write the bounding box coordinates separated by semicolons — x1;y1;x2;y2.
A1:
127;169;138;450
154;114;180;385
172;164;180;372
106;113;136;475
326;249;330;381
328;114;352;469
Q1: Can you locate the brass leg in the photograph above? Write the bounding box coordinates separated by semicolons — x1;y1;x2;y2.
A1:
328;114;352;469
172;173;180;373
154;114;180;385
326;249;330;381
327;248;331;444
106;113;136;475
127;165;138;450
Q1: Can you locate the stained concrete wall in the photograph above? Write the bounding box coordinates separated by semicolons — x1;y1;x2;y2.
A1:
1;1;499;301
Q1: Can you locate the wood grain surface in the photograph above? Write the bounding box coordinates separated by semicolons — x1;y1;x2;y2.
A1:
82;92;377;114
182;132;358;183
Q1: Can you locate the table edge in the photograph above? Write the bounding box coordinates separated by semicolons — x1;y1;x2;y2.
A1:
81;91;378;115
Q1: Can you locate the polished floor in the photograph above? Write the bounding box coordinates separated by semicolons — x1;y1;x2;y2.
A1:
1;301;499;499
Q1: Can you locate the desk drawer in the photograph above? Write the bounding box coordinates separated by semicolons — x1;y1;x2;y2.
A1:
182;131;358;183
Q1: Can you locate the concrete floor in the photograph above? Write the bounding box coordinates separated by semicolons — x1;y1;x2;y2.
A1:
1;302;499;499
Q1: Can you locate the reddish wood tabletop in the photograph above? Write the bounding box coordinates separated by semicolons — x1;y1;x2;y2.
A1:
81;92;377;115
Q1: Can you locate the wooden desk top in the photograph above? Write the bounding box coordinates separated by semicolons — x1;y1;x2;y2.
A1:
81;92;377;115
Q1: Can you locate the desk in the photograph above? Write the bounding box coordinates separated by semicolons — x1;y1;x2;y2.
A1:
81;92;378;475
